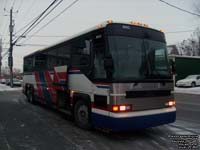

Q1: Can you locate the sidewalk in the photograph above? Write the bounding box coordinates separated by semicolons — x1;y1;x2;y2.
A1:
0;83;22;92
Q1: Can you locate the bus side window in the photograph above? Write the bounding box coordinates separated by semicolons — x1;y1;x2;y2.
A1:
57;45;70;66
24;57;33;72
71;38;91;66
34;54;47;71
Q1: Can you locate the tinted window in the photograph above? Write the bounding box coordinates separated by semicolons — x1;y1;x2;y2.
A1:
57;45;70;66
108;36;145;80
93;35;106;79
71;37;91;66
34;54;47;71
47;49;58;70
24;57;33;72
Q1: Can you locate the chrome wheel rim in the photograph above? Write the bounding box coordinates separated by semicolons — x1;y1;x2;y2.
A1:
77;105;88;124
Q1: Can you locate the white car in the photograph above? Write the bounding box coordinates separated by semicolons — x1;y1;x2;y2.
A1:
0;78;6;84
176;75;200;87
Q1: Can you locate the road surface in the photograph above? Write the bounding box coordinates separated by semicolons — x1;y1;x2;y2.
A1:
0;88;199;150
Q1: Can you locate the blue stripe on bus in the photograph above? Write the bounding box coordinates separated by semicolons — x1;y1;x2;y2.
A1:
39;72;53;106
91;111;176;131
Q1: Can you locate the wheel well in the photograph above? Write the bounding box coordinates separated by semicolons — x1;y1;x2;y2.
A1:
72;93;91;111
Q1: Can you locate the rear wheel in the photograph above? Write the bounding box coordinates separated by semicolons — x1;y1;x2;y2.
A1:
191;82;196;87
27;88;35;104
74;100;92;130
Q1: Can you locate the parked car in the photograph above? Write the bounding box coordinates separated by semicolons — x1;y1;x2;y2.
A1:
176;75;200;87
6;79;22;86
0;78;6;84
13;79;22;86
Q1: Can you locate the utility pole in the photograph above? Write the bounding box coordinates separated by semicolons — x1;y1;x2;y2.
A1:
9;8;14;88
0;38;2;78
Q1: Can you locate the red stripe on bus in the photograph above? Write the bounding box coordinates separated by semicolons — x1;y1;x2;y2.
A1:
44;71;57;104
57;72;66;80
35;72;44;102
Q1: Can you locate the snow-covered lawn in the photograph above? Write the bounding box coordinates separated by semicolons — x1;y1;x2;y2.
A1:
0;83;22;92
174;87;200;95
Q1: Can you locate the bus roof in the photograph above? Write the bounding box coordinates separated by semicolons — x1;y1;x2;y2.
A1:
24;21;163;58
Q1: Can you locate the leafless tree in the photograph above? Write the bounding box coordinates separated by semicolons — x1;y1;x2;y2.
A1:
177;27;200;56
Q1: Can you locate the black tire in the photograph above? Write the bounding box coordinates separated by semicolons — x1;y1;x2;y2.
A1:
191;82;196;87
27;88;35;104
74;100;92;130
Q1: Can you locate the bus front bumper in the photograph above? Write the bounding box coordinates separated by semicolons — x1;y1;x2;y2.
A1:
91;107;176;132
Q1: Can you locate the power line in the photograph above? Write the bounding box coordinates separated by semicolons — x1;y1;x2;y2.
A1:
2;34;68;38
17;0;64;39
15;16;40;35
28;35;68;38
166;29;195;34
16;44;48;47
2;42;47;46
20;0;79;44
159;0;200;17
13;0;59;44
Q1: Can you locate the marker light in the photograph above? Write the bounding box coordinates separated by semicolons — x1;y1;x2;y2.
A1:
137;21;142;26
112;106;119;112
97;24;103;28
166;100;176;107
144;24;149;27
160;29;164;32
130;20;135;25
107;19;113;24
112;105;132;112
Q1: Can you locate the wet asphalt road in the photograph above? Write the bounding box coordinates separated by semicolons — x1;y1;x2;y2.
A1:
0;90;199;150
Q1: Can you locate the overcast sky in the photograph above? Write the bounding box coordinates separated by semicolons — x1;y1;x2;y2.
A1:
0;0;199;70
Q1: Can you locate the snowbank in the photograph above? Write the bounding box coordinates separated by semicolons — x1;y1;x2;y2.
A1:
174;87;200;95
0;83;22;92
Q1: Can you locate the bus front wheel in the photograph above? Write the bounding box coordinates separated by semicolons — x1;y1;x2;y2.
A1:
74;100;92;130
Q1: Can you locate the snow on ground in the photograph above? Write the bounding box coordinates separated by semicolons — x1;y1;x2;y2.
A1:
0;83;22;92
174;87;200;95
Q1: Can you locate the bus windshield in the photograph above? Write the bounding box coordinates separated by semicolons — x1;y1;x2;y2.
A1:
108;36;170;81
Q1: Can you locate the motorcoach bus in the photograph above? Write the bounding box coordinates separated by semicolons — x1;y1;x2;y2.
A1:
23;20;176;131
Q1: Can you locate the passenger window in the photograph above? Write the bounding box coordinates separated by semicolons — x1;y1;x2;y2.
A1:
24;57;33;72
71;38;91;66
34;54;47;71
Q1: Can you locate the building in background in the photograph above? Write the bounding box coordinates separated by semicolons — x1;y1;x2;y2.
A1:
167;45;179;55
169;55;200;82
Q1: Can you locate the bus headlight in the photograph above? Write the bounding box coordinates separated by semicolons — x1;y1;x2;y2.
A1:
166;100;176;107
